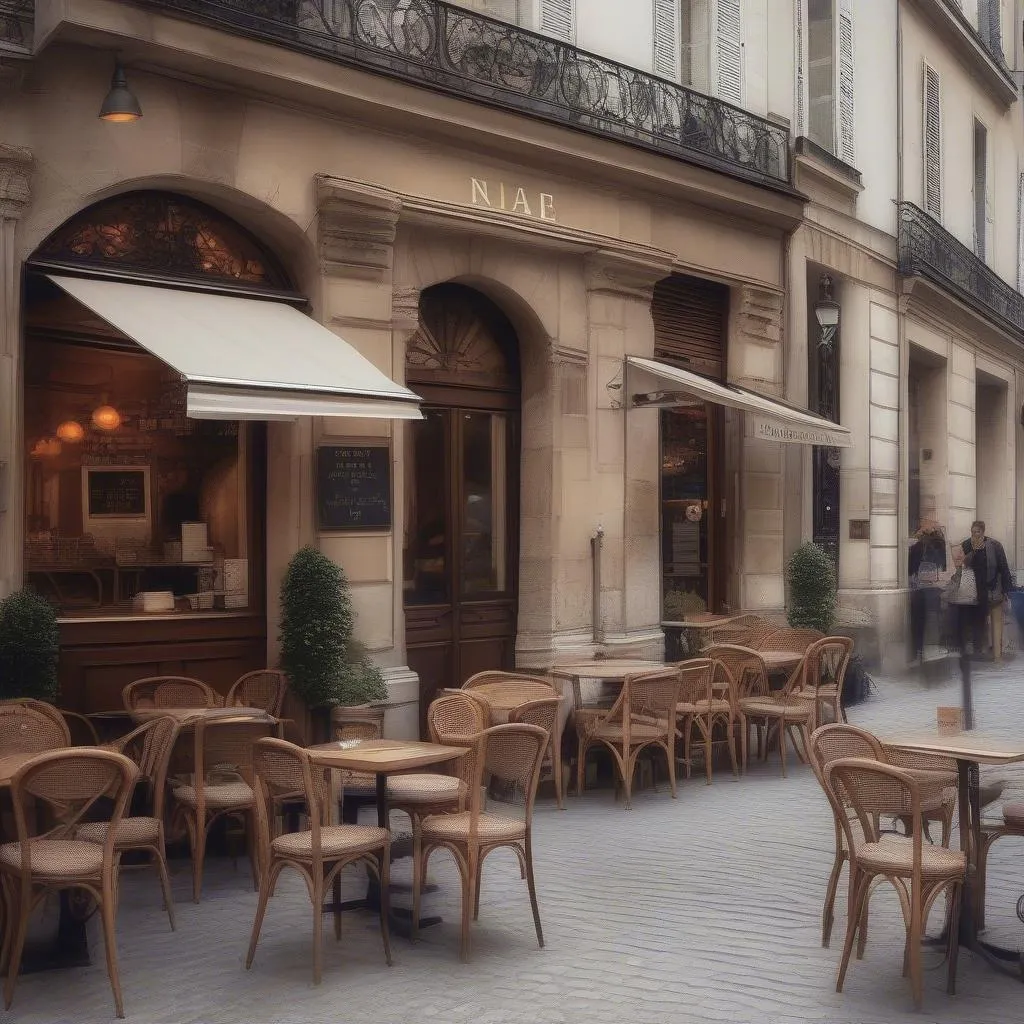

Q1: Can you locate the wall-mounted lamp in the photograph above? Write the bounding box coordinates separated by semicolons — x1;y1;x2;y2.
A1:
814;274;841;349
99;60;142;123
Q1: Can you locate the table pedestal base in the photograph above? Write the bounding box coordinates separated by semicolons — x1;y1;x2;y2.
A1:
19;892;91;975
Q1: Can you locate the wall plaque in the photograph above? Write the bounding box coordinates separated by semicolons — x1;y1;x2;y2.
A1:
316;445;392;531
848;519;870;541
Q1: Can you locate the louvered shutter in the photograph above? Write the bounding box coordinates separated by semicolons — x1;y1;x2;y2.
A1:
923;64;942;221
716;0;743;106
1017;172;1024;291
974;120;988;261
539;0;574;42
837;0;855;164
681;0;712;93
653;0;681;80
979;0;1002;57
794;0;806;136
652;276;729;381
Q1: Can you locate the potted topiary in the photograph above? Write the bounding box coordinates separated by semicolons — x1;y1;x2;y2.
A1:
0;588;60;702
786;541;837;634
278;545;387;742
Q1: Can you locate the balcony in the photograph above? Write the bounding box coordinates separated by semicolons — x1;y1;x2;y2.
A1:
898;202;1024;341
140;0;790;188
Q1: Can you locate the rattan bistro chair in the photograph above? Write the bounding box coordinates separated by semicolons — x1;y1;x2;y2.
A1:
673;658;739;784
122;676;220;712
78;716;180;930
978;801;1024;931
245;738;392;984
226;670;288;718
0;699;71;751
412;723;548;961
796;636;854;730
0;748;137;1017
757;628;826;654
575;669;681;809
826;758;965;1010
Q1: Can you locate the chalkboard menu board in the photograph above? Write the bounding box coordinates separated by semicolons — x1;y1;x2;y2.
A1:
85;468;149;517
316;445;392;530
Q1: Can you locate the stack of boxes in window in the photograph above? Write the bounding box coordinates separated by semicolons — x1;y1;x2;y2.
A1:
220;558;248;609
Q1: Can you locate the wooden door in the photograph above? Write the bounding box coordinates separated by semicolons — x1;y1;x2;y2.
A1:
402;284;520;734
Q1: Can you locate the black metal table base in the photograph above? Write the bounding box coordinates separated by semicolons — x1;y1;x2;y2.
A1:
19;892;92;974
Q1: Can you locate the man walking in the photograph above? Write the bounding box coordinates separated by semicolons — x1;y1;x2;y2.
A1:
961;520;1013;662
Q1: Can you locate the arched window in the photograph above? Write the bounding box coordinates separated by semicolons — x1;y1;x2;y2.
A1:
32;191;291;291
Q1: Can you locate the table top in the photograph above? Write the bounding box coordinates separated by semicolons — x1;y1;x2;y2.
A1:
130;706;274;725
550;660;667;681
0;753;37;787
661;614;738;629
757;650;803;670
308;738;469;774
884;732;1024;766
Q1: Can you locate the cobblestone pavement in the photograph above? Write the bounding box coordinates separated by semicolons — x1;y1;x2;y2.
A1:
3;659;1024;1024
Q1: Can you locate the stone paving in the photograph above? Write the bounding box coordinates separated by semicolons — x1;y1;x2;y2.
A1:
4;659;1024;1024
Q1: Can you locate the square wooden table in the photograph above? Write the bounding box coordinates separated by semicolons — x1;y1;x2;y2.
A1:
884;731;1024;979
128;705;275;726
549;660;668;710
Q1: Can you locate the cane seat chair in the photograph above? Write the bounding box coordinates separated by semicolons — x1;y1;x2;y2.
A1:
757;628;826;653
77;716;180;930
0;700;70;752
977;800;1024;931
880;743;957;851
575;669;682;809
673;659;739;784
226;670;288;718
169;717;274;902
412;722;548;960
704;616;773;649
795;636;854;730
826;758;965;1010
122;676;220;713
0;748;137;1017
245;738;392;983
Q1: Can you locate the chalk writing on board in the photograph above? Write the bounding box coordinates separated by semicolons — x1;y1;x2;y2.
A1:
316;446;392;530
86;469;148;517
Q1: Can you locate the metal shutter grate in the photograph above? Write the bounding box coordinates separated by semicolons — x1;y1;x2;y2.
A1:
651;275;729;380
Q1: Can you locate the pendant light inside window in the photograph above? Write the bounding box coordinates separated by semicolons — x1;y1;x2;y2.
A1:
99;60;142;123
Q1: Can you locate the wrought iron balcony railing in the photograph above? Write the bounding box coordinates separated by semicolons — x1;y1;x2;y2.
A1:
142;0;790;187
0;0;33;52
898;201;1024;340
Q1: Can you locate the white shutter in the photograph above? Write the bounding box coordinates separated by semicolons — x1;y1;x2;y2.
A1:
1016;172;1024;292
653;0;681;80
923;64;942;221
716;0;743;105
682;0;712;94
837;0;855;165
539;0;574;42
973;120;988;260
795;0;806;136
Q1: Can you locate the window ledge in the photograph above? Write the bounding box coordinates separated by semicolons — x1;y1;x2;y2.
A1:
794;138;863;207
907;0;1017;108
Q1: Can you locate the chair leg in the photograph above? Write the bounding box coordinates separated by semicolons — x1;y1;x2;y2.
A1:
191;816;207;904
908;887;924;1010
622;751;636;811
3;883;30;1011
726;717;739;779
778;720;788;778
311;874;324;985
461;850;477;963
411;830;423;940
473;856;483;920
682;718;693;780
332;872;342;941
552;733;565;811
524;838;544;948
703;720;713;786
98;885;126;1019
836;869;869;993
378;849;393;966
946;882;962;995
665;739;678;799
822;850;845;948
575;738;588;797
245;869;273;969
740;722;749;773
152;845;177;932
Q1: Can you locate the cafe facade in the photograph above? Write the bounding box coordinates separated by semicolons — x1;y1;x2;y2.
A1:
0;7;858;732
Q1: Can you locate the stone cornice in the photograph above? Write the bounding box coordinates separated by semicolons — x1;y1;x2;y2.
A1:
0;144;32;219
584;249;673;300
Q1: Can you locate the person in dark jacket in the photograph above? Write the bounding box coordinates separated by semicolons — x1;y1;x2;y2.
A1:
908;521;946;663
962;520;1013;662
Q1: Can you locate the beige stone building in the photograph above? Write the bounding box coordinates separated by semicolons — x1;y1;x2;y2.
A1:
0;0;874;734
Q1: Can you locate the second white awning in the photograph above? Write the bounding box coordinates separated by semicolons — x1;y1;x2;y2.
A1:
49;275;422;421
625;356;852;448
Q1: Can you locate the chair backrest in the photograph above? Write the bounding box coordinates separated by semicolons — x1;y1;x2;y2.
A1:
808;723;883;781
114;715;181;820
705;615;768;645
464;723;549;832
8;748;137;871
122;676;219;712
0;699;70;752
757;628;825;653
251;738;329;862
60;710;100;746
507;696;562;736
701;645;769;698
186;718;275;822
428;690;490;787
802;636;854;699
826;757;927;867
602;669;680;740
462;671;556;709
881;744;958;776
673;659;714;706
226;670;288;717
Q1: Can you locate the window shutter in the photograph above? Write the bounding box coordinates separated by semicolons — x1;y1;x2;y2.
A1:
795;0;806;136
837;0;855;165
715;0;743;106
974;120;988;261
979;0;1003;58
923;64;942;221
652;275;729;380
539;0;574;42
681;0;712;94
1017;172;1024;292
653;0;681;80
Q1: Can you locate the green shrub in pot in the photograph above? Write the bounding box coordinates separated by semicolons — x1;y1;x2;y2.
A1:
0;588;60;702
786;541;837;635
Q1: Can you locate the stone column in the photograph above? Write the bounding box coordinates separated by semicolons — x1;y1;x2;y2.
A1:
584;251;670;656
0;144;32;600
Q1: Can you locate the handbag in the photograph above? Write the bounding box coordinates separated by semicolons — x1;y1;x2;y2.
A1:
950;566;978;606
916;561;940;587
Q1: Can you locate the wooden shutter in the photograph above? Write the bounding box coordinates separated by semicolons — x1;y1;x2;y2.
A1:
923;64;942;221
716;0;743;106
794;0;806;136
653;0;681;80
539;0;574;42
837;0;855;165
681;0;712;93
1017;172;1024;292
974;119;988;261
979;0;1002;56
651;275;729;381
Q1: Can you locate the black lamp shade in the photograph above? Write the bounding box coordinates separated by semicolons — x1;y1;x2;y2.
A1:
99;63;142;122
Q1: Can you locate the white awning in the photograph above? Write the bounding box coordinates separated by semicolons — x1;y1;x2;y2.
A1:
48;275;422;421
625;356;852;448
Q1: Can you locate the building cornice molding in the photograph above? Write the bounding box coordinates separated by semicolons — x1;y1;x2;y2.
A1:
315;174;402;281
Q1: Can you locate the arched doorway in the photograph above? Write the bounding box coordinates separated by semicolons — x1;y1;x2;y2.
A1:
22;190;294;710
402;283;521;728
